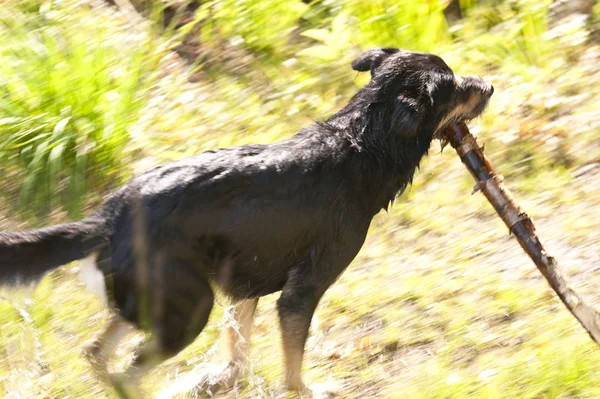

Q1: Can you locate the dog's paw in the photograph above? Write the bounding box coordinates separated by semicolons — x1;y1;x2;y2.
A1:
294;381;343;399
110;372;143;399
157;362;244;398
192;362;243;396
82;341;108;376
308;381;343;398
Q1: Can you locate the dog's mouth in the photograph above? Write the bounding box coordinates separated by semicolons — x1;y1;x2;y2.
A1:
434;110;486;140
434;77;493;139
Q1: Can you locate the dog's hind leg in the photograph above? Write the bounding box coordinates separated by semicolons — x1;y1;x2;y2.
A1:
193;297;258;395
109;266;215;399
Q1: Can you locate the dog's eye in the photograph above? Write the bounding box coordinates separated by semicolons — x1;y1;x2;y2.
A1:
426;74;457;106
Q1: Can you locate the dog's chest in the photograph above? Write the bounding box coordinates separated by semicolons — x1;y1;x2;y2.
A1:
77;251;108;305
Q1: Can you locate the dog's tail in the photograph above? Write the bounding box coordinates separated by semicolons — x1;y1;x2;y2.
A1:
0;217;109;285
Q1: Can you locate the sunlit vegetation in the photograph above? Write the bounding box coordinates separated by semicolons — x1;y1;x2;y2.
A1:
0;0;599;397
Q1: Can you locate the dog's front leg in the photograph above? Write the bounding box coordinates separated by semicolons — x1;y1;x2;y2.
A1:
217;297;259;367
277;267;324;393
83;315;133;378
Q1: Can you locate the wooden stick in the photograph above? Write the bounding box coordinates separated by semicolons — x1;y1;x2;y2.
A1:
443;121;600;346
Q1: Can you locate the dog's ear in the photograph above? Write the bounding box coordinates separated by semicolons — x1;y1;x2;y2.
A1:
352;48;400;74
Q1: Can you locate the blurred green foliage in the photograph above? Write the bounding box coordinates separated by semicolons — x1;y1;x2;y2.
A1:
200;0;309;51
0;0;597;219
1;2;600;398
0;1;158;218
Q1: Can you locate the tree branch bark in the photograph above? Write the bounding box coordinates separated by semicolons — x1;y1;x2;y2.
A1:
443;122;600;346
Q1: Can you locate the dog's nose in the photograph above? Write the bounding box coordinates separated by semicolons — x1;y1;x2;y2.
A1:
480;82;494;98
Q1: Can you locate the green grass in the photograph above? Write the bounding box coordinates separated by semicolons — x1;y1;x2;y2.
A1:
1;0;600;398
0;1;160;219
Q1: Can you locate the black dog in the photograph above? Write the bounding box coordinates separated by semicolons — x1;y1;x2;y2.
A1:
0;48;493;397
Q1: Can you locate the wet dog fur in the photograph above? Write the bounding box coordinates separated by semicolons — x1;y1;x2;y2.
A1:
0;48;493;397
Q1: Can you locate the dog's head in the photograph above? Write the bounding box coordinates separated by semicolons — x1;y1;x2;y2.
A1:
351;48;493;139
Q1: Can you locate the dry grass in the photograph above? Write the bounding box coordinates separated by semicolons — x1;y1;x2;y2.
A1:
1;1;600;398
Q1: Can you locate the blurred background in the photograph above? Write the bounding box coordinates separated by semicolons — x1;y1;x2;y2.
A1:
1;0;600;397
